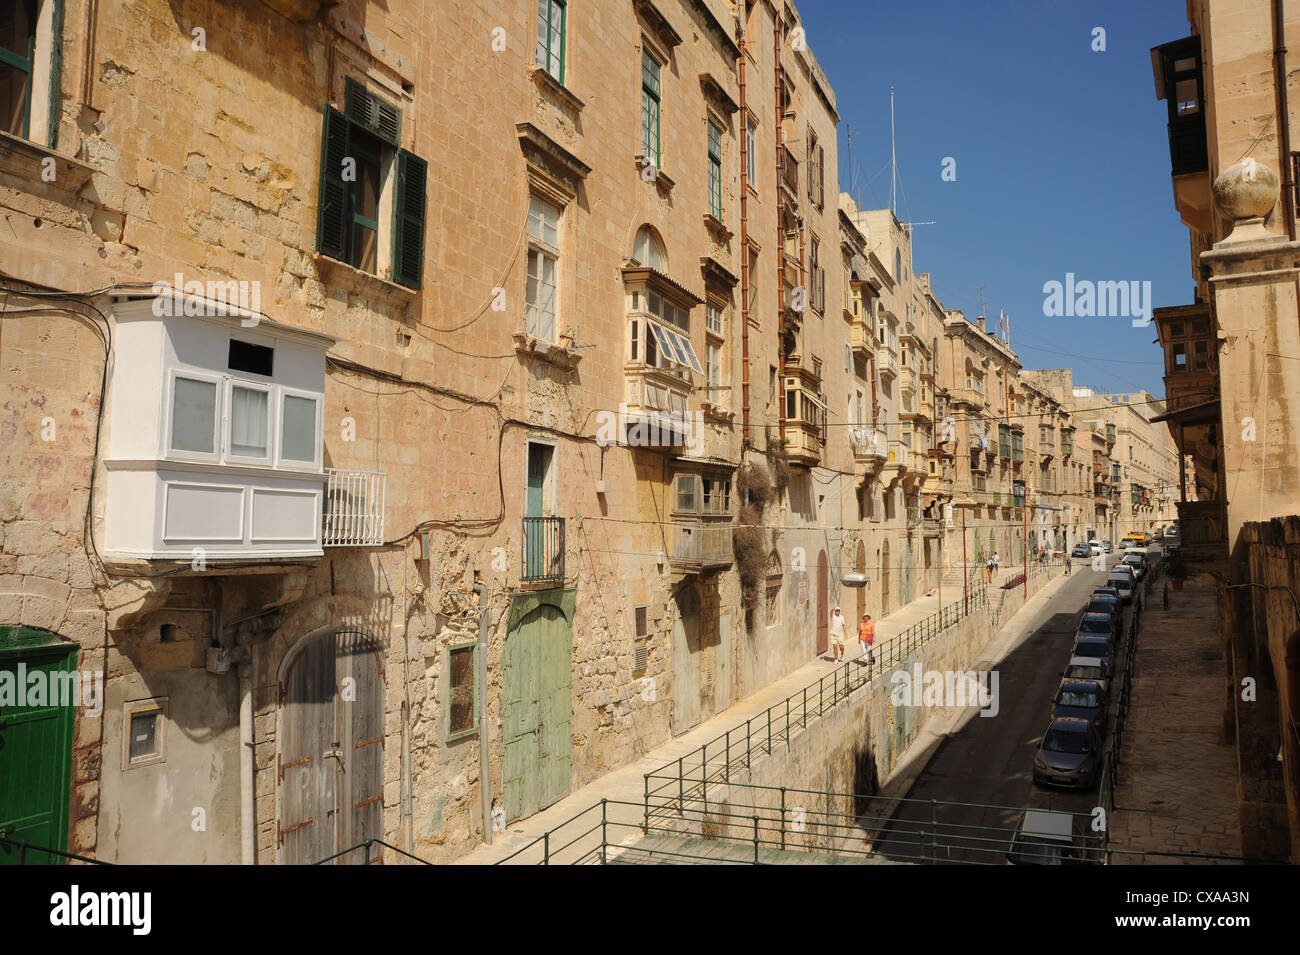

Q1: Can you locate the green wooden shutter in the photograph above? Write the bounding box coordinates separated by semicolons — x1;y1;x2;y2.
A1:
316;105;350;261
345;77;401;147
392;150;427;290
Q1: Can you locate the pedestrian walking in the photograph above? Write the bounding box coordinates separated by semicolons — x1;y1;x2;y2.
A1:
992;552;1001;579
829;605;847;662
1065;556;1072;576
858;613;875;666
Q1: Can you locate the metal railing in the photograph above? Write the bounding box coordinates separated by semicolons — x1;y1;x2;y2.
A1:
323;467;386;546
0;836;108;865
492;781;1274;865
1099;584;1142;821
639;587;989;807
312;838;433;865
522;516;565;583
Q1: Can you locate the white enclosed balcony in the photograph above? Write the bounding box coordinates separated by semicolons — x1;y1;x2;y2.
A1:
101;293;339;561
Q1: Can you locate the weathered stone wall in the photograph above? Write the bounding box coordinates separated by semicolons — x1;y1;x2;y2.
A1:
1226;519;1299;861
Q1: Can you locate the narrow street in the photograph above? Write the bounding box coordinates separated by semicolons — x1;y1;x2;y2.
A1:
877;550;1149;862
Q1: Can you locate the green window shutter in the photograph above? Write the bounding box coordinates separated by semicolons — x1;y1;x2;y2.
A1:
392;149;428;289
316;105;350;261
345;77;401;147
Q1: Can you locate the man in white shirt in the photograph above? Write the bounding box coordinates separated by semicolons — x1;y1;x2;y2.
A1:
828;605;847;662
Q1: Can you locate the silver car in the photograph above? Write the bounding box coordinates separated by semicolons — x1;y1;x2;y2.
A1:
1106;573;1134;604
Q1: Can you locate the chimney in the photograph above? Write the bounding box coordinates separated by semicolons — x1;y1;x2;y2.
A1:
977;314;985;332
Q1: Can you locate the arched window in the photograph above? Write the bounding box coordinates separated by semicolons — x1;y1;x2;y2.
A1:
633;225;668;271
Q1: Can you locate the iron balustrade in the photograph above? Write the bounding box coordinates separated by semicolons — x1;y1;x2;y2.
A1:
638;587;989;813
0;836;108;865
323;468;386;546
522;516;565;583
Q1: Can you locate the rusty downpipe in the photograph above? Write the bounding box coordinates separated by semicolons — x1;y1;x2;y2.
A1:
1274;0;1295;239
775;13;787;448
739;15;751;452
1269;0;1300;349
474;580;492;844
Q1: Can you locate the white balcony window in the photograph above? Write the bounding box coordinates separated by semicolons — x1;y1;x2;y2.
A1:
102;294;336;561
229;383;270;461
170;374;218;455
281;393;320;465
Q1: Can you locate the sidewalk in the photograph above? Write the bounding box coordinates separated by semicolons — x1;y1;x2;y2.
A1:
457;564;1065;864
1108;576;1243;863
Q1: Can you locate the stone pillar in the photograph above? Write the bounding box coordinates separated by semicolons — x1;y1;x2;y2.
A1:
1200;159;1300;543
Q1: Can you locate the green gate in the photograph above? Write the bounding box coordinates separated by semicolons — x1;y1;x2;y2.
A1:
0;626;79;865
503;591;574;822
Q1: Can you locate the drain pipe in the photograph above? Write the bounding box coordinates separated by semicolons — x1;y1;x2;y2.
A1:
474;580;493;844
239;652;254;865
775;12;788;447
738;14;751;452
1273;0;1295;238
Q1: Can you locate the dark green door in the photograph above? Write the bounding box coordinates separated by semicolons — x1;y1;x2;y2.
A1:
502;603;572;821
0;627;78;864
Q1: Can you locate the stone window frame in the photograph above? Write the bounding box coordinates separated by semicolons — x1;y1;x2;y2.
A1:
515;123;590;361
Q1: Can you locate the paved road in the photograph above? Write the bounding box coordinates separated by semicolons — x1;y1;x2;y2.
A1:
874;547;1158;864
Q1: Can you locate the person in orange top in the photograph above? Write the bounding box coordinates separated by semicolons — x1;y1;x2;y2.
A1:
858;613;875;665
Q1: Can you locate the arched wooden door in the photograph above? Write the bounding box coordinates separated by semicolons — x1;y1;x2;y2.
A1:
816;550;829;655
671;584;702;734
278;630;384;865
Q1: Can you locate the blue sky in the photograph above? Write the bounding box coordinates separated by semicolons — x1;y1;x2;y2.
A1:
798;0;1192;397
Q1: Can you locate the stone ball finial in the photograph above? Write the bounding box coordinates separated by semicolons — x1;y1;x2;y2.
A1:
1212;158;1279;222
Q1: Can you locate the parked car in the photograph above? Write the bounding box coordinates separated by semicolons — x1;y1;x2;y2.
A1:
1078;608;1119;642
1163;542;1180;559
1101;540;1114;553
1050;679;1108;726
1120;552;1146;581
1006;809;1102;865
1091;586;1120;601
1063;655;1109;689
1124;532;1149;546
1107;572;1134;604
1088;540;1103;557
1033;717;1103;789
1070;543;1092;558
1073;634;1114;670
